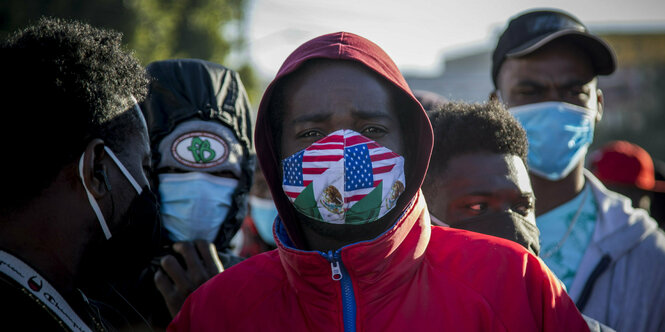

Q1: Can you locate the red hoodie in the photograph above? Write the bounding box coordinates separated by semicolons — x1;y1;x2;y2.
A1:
169;32;588;332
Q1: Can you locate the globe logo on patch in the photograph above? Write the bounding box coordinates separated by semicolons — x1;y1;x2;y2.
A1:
172;131;229;168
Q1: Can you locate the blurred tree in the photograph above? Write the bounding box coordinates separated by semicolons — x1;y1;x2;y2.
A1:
0;0;259;103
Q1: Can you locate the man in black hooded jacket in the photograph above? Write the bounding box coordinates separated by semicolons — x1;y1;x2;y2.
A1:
117;59;255;328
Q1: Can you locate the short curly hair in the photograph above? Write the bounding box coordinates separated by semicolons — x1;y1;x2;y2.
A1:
1;17;148;212
426;101;528;178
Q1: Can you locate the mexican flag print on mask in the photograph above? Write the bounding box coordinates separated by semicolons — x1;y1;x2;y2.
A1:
282;129;406;225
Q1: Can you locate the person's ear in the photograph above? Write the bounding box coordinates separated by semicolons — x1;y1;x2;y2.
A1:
489;90;499;102
81;138;111;199
595;88;604;123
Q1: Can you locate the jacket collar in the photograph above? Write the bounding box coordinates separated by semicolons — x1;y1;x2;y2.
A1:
568;170;659;300
274;190;431;302
585;170;658;258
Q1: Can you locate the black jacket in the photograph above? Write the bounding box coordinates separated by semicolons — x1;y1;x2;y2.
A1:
141;58;256;250
87;59;255;330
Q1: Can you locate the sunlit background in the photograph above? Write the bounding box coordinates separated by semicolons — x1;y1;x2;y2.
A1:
245;0;665;76
3;0;665;160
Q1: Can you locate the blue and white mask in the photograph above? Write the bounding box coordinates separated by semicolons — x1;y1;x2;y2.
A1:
509;101;596;181
158;172;238;242
249;196;279;246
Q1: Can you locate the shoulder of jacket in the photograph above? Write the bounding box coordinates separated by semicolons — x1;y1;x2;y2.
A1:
428;226;528;259
629;226;665;258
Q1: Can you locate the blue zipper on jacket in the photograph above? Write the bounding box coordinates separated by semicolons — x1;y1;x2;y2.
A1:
323;250;356;332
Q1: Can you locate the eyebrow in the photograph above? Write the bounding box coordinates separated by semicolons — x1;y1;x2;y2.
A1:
461;191;494;197
290;112;333;124
515;78;591;88
559;80;591;89
290;109;392;124
351;109;393;120
514;80;546;88
461;191;536;200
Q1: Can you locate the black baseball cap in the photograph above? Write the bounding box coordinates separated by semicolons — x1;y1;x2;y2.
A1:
492;9;616;87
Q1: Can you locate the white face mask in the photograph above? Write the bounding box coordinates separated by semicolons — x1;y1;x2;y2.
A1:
78;146;143;240
158;172;238;242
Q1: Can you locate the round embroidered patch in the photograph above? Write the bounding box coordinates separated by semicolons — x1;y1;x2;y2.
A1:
171;131;229;168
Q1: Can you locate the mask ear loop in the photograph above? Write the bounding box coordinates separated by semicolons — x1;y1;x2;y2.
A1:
79;151;113;240
78;147;144;240
428;212;449;227
103;146;143;194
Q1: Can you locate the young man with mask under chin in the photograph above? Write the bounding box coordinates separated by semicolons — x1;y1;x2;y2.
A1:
124;59;255;327
491;9;665;331
0;18;158;331
169;31;588;331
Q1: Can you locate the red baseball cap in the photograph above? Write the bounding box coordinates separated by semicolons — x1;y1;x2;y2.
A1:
591;141;665;192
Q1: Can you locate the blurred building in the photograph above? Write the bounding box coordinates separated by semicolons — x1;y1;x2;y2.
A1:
405;47;493;103
595;28;665;131
404;24;665;160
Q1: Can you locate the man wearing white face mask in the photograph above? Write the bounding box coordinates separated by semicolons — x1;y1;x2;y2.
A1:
491;9;665;331
0;18;156;331
126;59;255;327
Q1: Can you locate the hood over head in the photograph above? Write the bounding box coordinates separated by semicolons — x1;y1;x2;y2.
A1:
255;32;433;248
141;58;255;249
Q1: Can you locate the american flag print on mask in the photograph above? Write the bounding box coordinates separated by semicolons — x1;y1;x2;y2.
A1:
282;129;405;225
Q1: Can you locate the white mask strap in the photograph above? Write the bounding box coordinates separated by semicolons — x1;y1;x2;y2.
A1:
103;147;143;194
429;212;449;227
79;152;112;239
78;146;143;240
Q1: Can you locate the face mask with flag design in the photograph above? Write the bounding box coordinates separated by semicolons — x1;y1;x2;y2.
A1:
282;129;406;225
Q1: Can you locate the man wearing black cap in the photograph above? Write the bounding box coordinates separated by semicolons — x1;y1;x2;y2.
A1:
491;9;665;332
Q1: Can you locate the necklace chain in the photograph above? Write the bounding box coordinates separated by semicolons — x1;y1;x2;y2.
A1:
541;187;589;259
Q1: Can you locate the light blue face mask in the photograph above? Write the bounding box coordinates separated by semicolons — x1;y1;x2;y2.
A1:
509;101;597;181
158;172;238;242
249;196;279;246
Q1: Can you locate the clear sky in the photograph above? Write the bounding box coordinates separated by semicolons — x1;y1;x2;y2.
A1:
245;0;665;78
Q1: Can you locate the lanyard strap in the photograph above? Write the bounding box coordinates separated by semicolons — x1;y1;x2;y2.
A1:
0;250;93;332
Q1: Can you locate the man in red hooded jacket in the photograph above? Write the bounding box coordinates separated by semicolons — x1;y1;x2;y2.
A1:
169;32;588;331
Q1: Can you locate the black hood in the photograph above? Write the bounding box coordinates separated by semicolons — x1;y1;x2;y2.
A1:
141;59;255;249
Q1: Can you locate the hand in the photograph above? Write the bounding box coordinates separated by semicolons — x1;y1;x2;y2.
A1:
154;240;224;317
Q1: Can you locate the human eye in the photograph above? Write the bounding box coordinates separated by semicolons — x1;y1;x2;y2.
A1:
510;85;545;104
568;84;590;97
360;125;387;138
512;198;534;217
465;202;487;215
514;85;541;97
297;129;325;139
